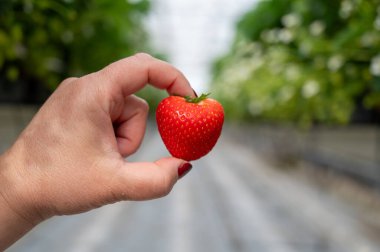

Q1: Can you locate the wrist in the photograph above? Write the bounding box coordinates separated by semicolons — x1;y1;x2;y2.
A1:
0;150;42;250
0;191;35;250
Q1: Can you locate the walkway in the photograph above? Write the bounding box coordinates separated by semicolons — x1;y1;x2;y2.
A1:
3;106;379;252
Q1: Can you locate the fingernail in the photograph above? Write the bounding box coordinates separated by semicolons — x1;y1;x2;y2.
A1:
192;89;198;97
178;162;192;179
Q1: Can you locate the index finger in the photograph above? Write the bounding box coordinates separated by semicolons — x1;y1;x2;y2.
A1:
93;53;196;98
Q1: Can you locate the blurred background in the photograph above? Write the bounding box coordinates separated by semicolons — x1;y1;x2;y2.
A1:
1;0;380;251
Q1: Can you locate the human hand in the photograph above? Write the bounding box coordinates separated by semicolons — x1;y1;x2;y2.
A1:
0;53;195;249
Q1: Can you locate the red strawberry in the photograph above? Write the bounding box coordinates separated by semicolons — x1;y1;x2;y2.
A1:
156;93;224;161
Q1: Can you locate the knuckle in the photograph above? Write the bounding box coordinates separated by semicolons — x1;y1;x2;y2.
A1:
73;77;90;92
62;77;78;84
133;52;153;62
58;77;78;88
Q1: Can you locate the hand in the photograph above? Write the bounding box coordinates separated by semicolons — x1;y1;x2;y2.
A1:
0;53;195;249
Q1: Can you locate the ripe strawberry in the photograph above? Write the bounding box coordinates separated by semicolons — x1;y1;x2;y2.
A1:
156;93;224;161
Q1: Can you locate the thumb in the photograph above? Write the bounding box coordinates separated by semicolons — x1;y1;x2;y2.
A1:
112;158;192;201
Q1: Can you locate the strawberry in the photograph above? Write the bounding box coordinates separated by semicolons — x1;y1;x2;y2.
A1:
156;93;224;161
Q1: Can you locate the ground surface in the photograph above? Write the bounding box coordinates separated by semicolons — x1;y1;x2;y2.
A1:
2;106;380;252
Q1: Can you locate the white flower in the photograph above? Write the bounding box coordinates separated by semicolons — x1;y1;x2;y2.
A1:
360;32;376;47
374;16;380;31
302;80;320;98
45;57;64;72
309;21;325;36
279;87;294;102
260;29;279;43
327;55;344;71
278;29;293;43
370;55;380;76
281;13;301;28
285;65;301;81
339;0;354;19
248;100;263;116
14;43;27;58
300;42;312;56
248;56;264;71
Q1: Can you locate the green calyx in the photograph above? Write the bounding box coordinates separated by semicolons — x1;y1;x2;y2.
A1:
184;93;210;103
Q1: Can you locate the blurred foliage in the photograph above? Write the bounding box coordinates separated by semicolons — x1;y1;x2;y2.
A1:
212;0;380;126
0;0;151;103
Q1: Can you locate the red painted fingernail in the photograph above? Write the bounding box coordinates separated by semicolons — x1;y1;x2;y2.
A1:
178;162;192;179
192;89;198;97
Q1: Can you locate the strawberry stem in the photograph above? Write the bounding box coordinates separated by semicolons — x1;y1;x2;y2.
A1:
184;93;210;103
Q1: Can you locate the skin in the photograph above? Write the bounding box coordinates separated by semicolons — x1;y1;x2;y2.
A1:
0;53;195;250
